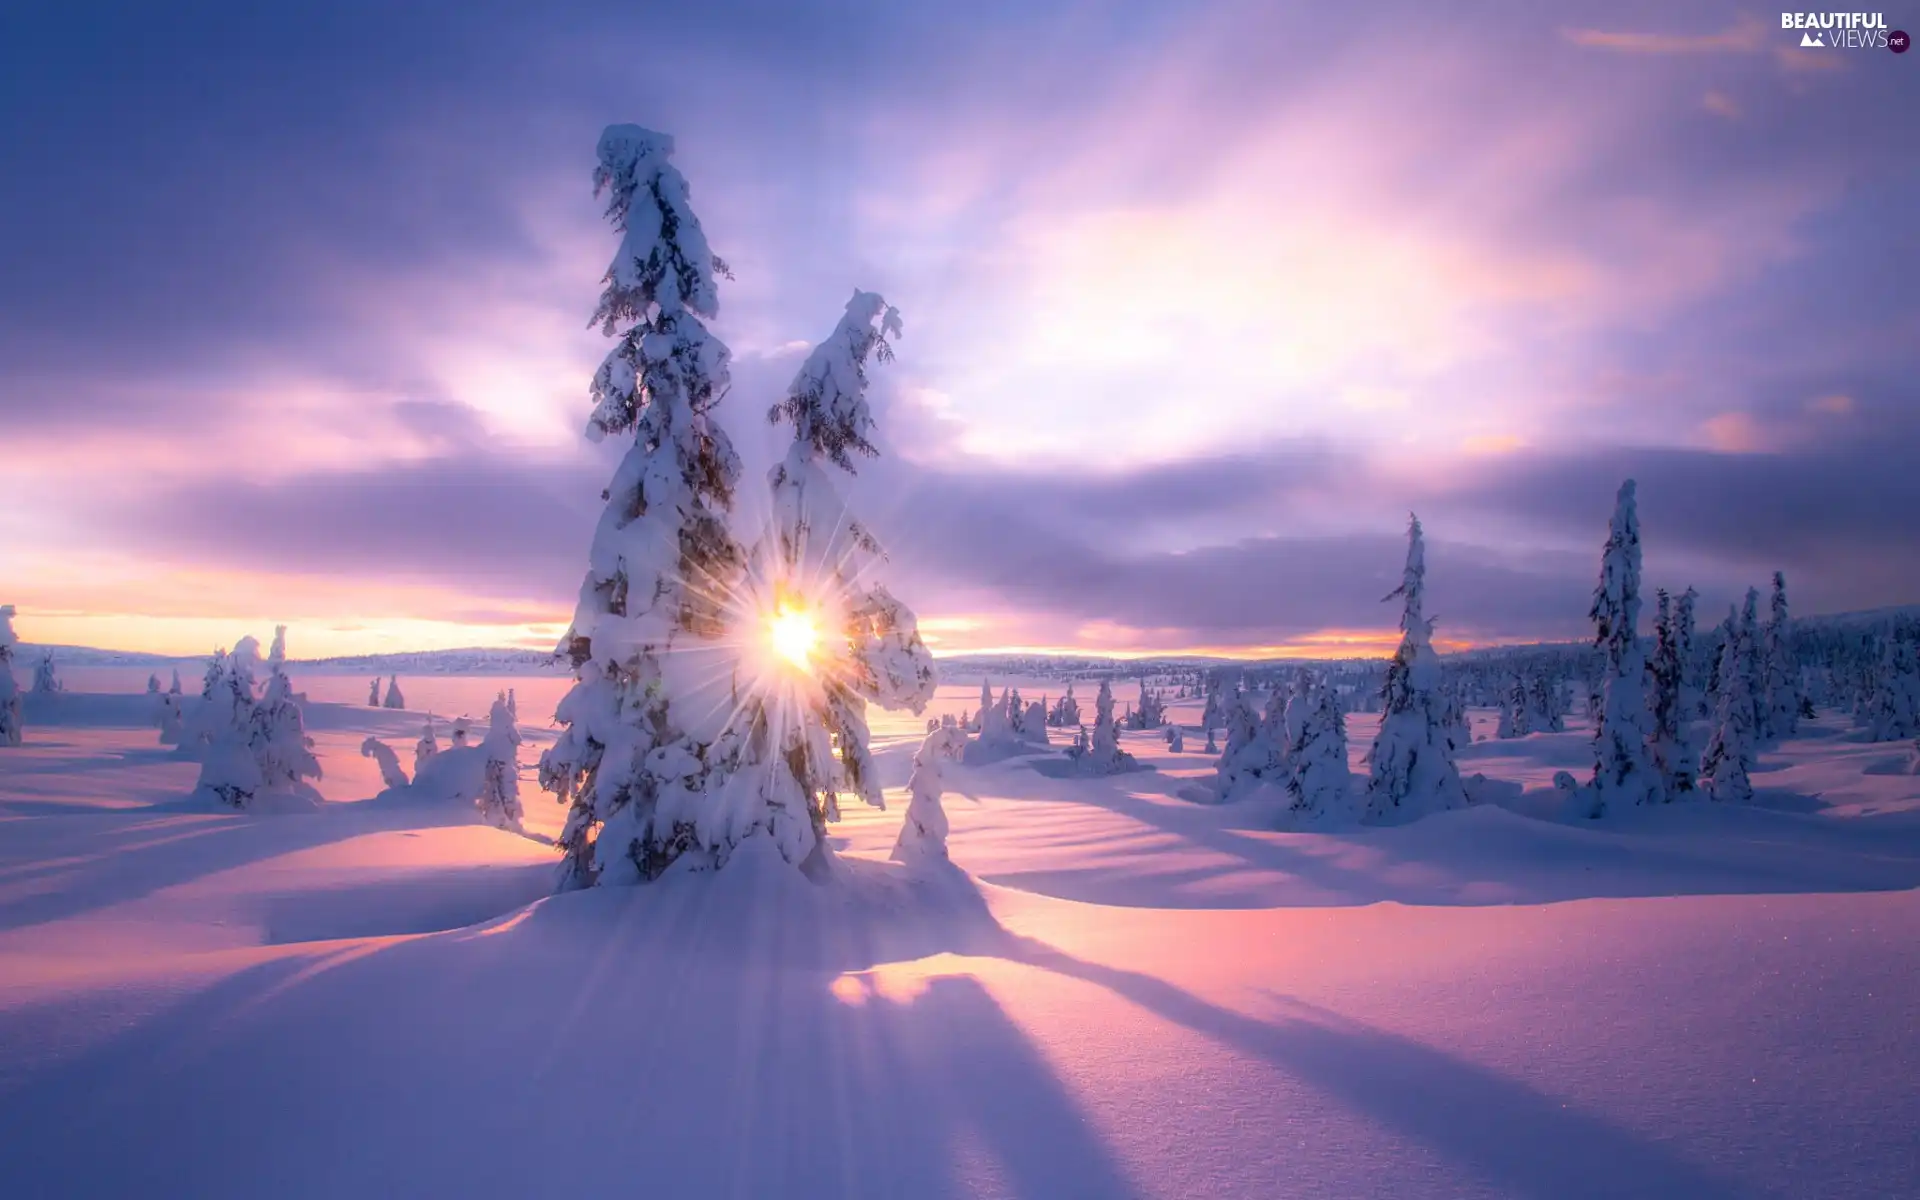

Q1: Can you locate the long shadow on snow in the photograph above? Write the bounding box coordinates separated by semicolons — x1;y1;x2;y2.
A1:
982;765;1920;908
0;863;1136;1200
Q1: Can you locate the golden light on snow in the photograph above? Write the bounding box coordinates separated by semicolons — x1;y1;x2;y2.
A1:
769;604;821;671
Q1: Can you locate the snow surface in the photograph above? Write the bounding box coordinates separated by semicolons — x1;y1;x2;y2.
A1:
1;685;1917;1198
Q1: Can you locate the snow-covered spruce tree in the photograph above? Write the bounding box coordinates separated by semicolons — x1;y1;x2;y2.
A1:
1701;619;1757;803
1053;684;1080;729
1497;675;1531;739
538;125;750;887
1534;673;1567;733
194;638;264;807
1363;515;1468;822
507;688;518;719
147;673;162;695
414;717;440;777
1086;679;1137;774
724;289;936;872
251;659;322;797
477;694;525;832
1738;589;1765;737
168;669;183;695
158;694;185;745
1022;697;1049;745
1286;677;1354;825
362;737;411;790
0;606;21;747
1761;571;1801;742
452;717;472;748
891;724;967;867
1674;587;1702;722
1585;480;1663;815
30;654;59;695
382;675;405;710
1199;683;1223;737
1214;686;1276;798
1168;726;1185;752
1649;588;1696;798
267;625;287;672
368;677;381;706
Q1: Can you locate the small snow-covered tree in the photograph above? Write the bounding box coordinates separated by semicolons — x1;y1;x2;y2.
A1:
368;677;382;706
1534;674;1567;733
168;669;183;695
158;694;185;745
30;654;60;695
477;694;524;832
1865;638;1920;742
1649;588;1696;798
1049;684;1080;728
194;638;264;807
146;673;162;694
1674;588;1702;722
415;716;440;777
507;688;518;718
1085;679;1137;775
452;717;472;748
268;625;288;672
382;675;405;710
1497;675;1531;739
251;660;322;796
891;724;967;867
1285;677;1354;825
1760;571;1801;741
362;737;411;790
1364;515;1468;822
1701;616;1757;803
1021;698;1049;745
1214;686;1276;797
1738;589;1765;737
1585;480;1663;815
1168;727;1185;752
0;606;21;747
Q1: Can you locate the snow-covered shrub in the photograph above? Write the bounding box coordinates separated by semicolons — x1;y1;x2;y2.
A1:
891;724;967;867
0;605;21;747
30;654;60;695
1168;727;1185;753
362;737;411;790
1585;480;1663;814
382;675;406;709
368;677;381;706
1363;515;1468;822
146;673;162;694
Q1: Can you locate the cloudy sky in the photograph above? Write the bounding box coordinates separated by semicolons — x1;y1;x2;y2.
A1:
3;1;1915;657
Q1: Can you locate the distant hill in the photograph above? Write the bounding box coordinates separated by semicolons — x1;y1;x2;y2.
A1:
19;602;1917;677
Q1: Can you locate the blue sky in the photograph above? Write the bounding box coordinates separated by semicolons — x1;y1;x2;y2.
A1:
2;0;1915;656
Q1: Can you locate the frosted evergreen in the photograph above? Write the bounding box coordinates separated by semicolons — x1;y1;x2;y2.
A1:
1364;515;1468;822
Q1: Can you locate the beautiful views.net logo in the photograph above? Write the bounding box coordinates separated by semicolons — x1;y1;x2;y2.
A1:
1781;11;1909;50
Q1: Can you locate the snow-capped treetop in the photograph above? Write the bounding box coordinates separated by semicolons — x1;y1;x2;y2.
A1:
592;125;722;331
0;605;15;650
767;289;901;473
268;625;287;669
1589;479;1642;666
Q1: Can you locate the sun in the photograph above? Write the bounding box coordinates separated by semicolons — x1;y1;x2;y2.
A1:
768;604;820;671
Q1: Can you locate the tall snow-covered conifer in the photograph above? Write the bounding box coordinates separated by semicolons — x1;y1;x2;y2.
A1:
538;125;752;887
1649;589;1696;798
720;290;937;875
1585;480;1663;815
1363;515;1467;822
1761;571;1800;741
1702;611;1758;803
